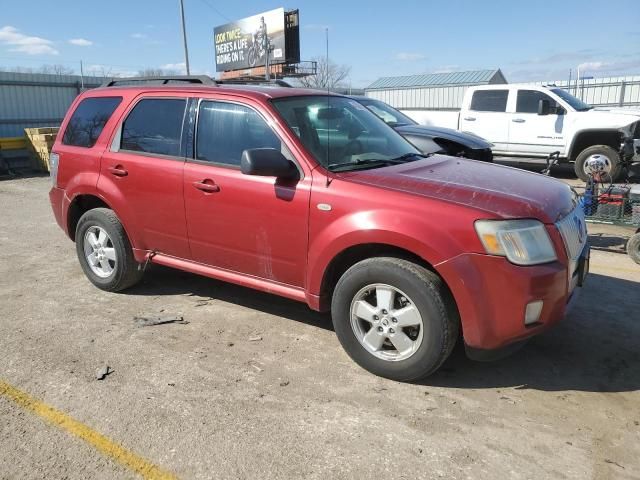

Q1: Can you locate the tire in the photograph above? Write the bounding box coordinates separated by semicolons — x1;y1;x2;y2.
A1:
75;208;143;292
331;257;459;381
627;233;640;265
574;145;622;182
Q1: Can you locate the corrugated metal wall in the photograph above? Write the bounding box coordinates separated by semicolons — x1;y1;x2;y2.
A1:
366;85;470;111
526;75;640;108
0;71;105;137
366;74;640;111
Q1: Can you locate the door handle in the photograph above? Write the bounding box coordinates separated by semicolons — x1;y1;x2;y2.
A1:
463;117;476;121
108;165;128;177
512;118;526;123
193;180;220;193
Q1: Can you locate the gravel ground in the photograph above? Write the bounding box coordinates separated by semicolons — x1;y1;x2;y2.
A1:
0;176;639;480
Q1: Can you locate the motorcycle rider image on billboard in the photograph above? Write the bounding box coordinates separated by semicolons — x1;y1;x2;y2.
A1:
214;8;286;72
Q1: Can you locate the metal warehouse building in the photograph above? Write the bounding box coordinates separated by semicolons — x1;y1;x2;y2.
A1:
365;69;507;111
365;69;640;111
0;71;104;138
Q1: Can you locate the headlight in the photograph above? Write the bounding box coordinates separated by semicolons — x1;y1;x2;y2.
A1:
475;219;557;266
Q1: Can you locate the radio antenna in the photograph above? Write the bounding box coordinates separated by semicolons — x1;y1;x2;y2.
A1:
325;27;331;187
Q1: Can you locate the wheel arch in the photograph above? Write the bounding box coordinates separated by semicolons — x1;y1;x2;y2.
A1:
568;129;621;160
66;194;136;251
315;242;453;312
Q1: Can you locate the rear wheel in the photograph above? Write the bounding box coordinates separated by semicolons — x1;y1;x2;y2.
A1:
627;232;640;265
75;208;143;292
331;257;459;381
574;145;622;182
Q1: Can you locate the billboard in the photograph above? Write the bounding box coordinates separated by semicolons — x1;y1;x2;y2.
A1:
214;8;298;72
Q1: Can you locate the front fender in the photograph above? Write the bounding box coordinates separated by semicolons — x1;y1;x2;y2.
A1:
305;208;481;298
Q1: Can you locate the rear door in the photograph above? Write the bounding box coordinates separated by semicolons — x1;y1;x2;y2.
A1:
98;94;190;258
459;89;510;152
507;89;566;155
183;98;311;287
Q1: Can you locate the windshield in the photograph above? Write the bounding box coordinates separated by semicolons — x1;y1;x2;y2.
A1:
356;98;417;126
271;96;422;171
551;88;592;111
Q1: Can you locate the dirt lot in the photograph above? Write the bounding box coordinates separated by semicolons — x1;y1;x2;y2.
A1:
1;176;639;480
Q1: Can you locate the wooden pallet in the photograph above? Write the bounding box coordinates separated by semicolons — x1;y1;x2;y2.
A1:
24;127;59;172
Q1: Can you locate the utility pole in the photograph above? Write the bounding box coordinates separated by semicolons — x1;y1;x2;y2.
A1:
179;0;191;75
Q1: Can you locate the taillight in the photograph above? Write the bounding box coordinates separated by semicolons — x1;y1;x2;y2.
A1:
49;152;60;186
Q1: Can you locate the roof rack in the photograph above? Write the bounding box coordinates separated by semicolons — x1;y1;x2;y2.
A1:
101;75;216;87
100;75;296;89
217;79;293;88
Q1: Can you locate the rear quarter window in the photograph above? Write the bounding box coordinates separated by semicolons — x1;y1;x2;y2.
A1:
470;90;508;112
62;97;122;148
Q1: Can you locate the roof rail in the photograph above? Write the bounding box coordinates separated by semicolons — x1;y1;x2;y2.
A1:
217;79;293;87
101;75;216;87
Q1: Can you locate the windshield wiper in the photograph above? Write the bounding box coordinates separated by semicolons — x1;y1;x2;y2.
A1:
390;152;433;162
327;152;431;172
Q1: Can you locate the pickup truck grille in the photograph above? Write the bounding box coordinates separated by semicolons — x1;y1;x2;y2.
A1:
556;206;587;262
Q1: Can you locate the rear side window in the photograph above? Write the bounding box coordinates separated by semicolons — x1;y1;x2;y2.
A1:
516;90;559;113
121;98;186;157
470;90;508;112
196;101;281;167
62;97;122;148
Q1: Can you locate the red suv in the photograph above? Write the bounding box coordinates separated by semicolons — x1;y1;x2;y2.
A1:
49;77;589;381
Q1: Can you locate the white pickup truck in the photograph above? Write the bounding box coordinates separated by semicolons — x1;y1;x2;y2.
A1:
411;84;640;181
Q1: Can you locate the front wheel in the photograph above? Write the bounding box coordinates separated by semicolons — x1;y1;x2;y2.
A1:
574;145;622;182
627;232;640;265
75;208;143;292
331;257;459;381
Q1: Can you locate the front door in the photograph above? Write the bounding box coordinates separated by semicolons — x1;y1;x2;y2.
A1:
183;99;310;287
508;89;565;156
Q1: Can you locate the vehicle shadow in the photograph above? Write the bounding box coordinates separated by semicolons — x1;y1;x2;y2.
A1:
425;273;640;393
128;264;333;332
131;267;639;393
588;232;629;253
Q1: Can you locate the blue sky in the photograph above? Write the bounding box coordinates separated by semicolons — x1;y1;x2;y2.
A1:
0;0;639;86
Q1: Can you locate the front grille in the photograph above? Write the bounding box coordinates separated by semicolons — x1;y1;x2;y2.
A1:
556;207;587;262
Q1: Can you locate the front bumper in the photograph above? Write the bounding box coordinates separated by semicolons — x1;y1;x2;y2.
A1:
436;244;589;352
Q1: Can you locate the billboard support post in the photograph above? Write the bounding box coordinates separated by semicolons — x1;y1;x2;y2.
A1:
179;0;191;75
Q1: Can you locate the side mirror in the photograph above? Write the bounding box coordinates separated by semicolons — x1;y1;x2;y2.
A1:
538;99;551;116
241;148;299;180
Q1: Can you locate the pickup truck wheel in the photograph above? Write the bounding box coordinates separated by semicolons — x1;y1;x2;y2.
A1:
627;233;640;265
75;208;143;292
574;145;622;182
331;257;458;381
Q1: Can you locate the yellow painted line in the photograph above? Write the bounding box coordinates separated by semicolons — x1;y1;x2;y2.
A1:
0;379;177;480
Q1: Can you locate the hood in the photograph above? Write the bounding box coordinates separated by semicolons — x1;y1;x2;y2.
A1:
592;107;640;117
573;108;640;131
339;156;576;224
395;124;493;149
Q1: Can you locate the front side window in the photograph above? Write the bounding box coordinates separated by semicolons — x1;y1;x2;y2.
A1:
62;97;122;148
516;90;560;114
470;90;508;112
271;96;421;171
196;101;282;167
121;98;186;156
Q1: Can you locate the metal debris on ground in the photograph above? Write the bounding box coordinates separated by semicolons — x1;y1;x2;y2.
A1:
96;366;112;380
248;335;262;342
134;315;189;327
249;361;264;372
